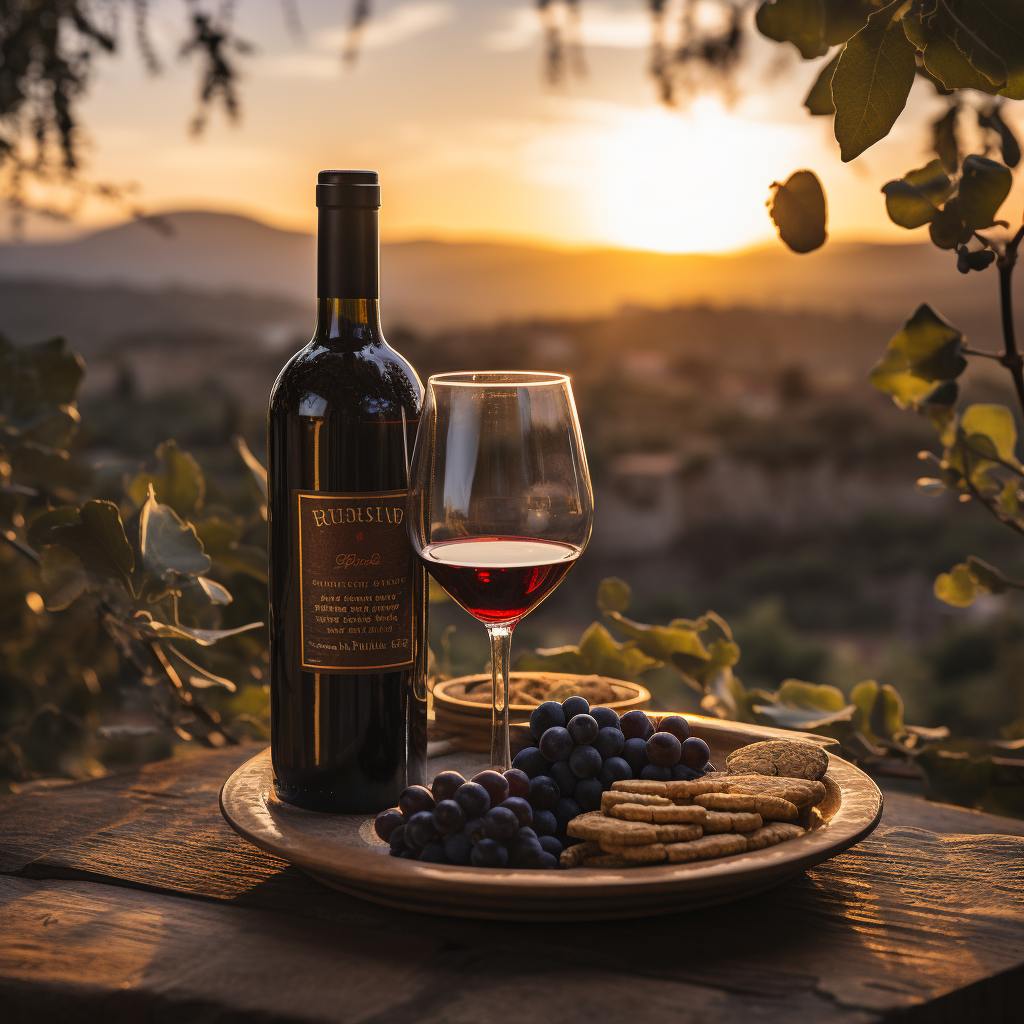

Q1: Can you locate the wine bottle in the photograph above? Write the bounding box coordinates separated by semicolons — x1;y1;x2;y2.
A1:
267;170;427;813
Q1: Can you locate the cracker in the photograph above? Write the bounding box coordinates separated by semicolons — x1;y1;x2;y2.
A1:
742;821;805;851
598;841;667;862
653;823;703;843
610;778;721;801
608;803;654;822
721;774;826;808
601;791;672;809
702;810;762;834
665;833;747;863
695;792;799;821
558;840;602;867
725;740;828;781
566;810;658;846
649;804;706;825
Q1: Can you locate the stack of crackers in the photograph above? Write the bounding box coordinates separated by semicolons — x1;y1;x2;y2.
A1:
561;740;829;869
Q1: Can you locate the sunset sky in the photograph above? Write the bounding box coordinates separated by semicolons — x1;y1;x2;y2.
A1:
20;0;1024;252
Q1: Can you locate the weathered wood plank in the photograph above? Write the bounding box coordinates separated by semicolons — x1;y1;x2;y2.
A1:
0;875;878;1024
0;744;288;898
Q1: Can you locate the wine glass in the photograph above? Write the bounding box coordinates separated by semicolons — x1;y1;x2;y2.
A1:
407;372;594;770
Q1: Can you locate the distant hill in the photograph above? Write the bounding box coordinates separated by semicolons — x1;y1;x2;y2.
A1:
0;210;1015;336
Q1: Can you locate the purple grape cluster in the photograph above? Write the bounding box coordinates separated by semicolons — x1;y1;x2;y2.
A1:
374;769;561;869
619;712;713;782
511;695;631;846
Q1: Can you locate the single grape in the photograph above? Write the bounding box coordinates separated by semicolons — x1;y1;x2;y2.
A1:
454;782;490;820
471;770;510;807
518;826;538;843
679;736;711;769
561;695;590;720
553;796;581;830
621;736;650;774
374;808;404;843
471;838;509;867
658;715;690;744
418;841;446;863
398;785;435;818
532;808;557;837
567;714;599;746
443;828;473;864
483;805;520;842
593;726;625;760
529;700;566;742
501;796;534;829
430;770;466;803
535;851;559;870
388;823;407;855
400;849;417;859
528;774;560;811
507;835;545;868
569;744;603;780
619;710;655;741
503;768;531;801
640;763;672;782
405;810;438;849
538;726;574;762
598;756;631;789
432;799;466;835
647;731;682;768
539;835;563;857
574;778;603;812
550;759;577;797
511;746;552;780
590;706;620;730
671;763;699;781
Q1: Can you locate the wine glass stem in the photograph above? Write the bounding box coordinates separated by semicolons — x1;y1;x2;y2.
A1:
487;624;514;771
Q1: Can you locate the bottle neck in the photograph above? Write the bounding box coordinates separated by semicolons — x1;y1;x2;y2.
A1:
312;298;382;345
317;205;379;300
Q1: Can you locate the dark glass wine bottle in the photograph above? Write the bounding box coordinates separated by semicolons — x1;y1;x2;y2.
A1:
267;170;427;813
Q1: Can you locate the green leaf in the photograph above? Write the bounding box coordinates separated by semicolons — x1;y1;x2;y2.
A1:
128;440;205;518
196;576;233;604
850;679;879;738
928;197;972;250
978;105;1021;168
139;484;211;582
805;50;842;115
957;154;1013;230
39;545;89;611
960;403;1018;463
822;0;875;44
756;0;827;59
833;0;917;161
25;337;85;405
776;678;849;713
965;555;1013;594
78;500;134;575
520;622;659;680
596;577;632;614
768;169;828;253
944;0;1023;98
869;304;966;407
905;8;1005;93
868;683;904;741
27;507;81;551
882;181;940;229
932;106;959;173
934;562;983;607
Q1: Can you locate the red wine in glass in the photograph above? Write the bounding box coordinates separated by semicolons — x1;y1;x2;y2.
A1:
421;537;581;625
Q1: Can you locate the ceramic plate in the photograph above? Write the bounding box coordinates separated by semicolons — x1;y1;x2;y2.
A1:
220;716;882;920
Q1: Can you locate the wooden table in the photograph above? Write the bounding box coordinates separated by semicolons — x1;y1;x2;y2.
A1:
2;743;1022;1024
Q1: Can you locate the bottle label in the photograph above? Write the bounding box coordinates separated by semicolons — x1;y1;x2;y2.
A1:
295;489;415;673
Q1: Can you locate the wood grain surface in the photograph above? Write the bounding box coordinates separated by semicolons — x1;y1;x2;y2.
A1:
2;743;1023;1024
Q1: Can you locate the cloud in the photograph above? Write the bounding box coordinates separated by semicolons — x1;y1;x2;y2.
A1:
260;2;454;79
486;4;650;53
